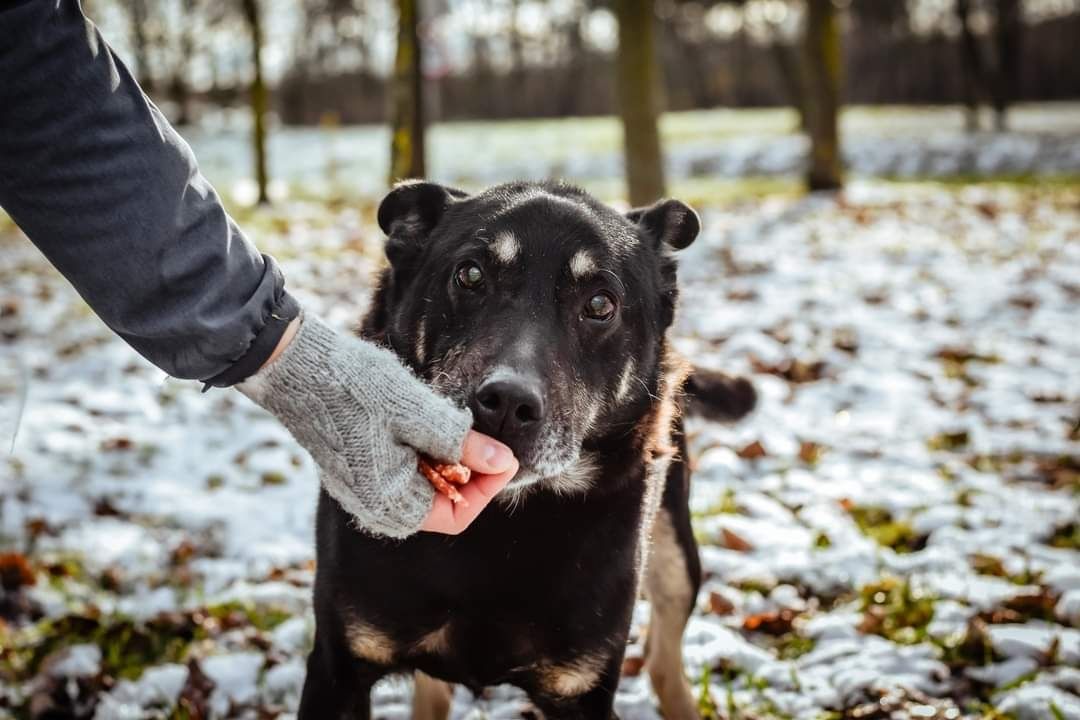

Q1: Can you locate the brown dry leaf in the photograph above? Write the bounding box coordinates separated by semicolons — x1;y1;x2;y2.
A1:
176;659;216;720
171;540;197;567
721;528;754;552
621;654;645;677
742;608;797;635
0;552;35;591
708;591;735;616
101;436;133;451
93;497;123;517
839;498;855;512
750;356;827;384
799;441;824;465
25;517;53;539
737;441;767;460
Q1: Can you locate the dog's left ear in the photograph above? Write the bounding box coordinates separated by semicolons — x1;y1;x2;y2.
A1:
626;199;700;251
377;181;468;267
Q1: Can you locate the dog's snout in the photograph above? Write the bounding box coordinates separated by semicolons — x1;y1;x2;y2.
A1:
472;375;546;443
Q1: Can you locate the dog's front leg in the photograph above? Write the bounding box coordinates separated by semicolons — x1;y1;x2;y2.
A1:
527;653;624;720
298;631;385;720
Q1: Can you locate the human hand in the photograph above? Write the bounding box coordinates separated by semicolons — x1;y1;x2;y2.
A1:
238;314;516;538
420;430;519;535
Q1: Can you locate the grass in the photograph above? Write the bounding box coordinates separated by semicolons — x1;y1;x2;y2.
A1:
0;600;290;687
858;577;936;645
1049;522;1080;550
847;504;924;553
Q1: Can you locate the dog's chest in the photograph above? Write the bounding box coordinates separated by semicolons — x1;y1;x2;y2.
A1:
340;487;646;686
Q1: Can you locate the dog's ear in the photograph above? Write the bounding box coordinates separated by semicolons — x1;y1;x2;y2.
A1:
377;181;468;267
626;199;700;251
627;199;699;330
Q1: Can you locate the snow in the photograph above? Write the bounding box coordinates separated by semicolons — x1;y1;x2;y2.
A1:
2;175;1078;718
178;105;1080;205
47;644;102;679
203;651;266;714
94;664;189;720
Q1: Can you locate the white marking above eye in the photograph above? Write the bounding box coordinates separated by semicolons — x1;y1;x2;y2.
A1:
569;249;597;279
490;231;520;264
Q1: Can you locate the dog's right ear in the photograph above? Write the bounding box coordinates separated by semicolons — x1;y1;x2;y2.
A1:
377;181;468;267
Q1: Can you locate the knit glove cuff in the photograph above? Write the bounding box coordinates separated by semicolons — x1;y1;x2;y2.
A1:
237;314;473;538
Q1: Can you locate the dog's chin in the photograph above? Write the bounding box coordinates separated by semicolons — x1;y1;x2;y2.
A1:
496;449;598;505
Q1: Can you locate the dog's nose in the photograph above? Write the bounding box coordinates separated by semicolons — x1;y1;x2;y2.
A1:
471;375;545;442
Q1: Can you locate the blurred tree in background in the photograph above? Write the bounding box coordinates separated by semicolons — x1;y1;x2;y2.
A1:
241;0;271;204
955;0;1024;130
389;0;426;182
802;0;842;190
615;0;667;205
87;0;1080;198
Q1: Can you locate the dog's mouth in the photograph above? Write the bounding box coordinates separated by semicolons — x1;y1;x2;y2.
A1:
427;366;596;496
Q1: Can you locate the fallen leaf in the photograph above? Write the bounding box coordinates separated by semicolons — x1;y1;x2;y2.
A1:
736;441;767;460
0;552;35;591
721;528;753;552
621;654;645;677
799;441;824;464
708;591;735;616
743;609;797;635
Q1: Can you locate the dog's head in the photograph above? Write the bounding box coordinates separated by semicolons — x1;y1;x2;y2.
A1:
368;181;699;493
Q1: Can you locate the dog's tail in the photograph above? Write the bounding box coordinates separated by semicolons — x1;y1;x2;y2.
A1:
683;368;757;422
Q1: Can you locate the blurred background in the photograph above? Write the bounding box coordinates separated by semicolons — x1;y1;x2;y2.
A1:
79;0;1080;204
1;2;1079;719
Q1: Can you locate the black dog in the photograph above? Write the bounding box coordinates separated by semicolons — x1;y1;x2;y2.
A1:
298;181;755;720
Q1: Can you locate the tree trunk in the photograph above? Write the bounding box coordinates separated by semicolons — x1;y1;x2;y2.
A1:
389;0;425;183
614;0;666;206
242;0;270;205
801;0;843;191
992;0;1021;131
129;0;153;93
956;0;986;132
173;0;197;126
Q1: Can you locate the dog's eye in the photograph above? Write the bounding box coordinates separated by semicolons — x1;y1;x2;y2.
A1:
455;263;484;289
583;292;617;321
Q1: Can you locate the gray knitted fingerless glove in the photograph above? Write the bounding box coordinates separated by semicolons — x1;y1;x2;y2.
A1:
236;314;472;538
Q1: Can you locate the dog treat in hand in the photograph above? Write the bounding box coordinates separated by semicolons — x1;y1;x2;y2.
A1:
418;456;471;506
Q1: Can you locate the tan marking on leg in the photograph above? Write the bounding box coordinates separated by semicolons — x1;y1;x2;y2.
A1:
412;671;453;720
644;509;699;720
412;623;451;655
345;621;396;665
538;652;607;697
569;249;597;279
490;231;520;264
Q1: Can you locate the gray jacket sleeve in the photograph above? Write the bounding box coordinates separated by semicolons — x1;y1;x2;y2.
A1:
0;0;299;386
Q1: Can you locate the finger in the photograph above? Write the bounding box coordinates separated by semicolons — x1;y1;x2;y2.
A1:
460;430;516;475
420;459;518;534
420;494;457;533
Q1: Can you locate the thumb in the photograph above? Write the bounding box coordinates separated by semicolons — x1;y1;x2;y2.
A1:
460;430;516;475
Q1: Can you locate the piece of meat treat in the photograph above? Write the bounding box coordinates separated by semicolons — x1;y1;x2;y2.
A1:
418;456;471;505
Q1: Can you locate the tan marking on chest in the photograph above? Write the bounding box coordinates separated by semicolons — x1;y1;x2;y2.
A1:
345;620;396;664
412;623;452;655
537;651;608;697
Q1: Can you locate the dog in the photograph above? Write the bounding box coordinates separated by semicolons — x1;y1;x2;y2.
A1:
297;181;756;720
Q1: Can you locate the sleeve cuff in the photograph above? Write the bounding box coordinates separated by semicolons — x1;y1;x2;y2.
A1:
200;291;301;391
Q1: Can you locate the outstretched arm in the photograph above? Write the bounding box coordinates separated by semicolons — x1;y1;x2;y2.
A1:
0;0;295;386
